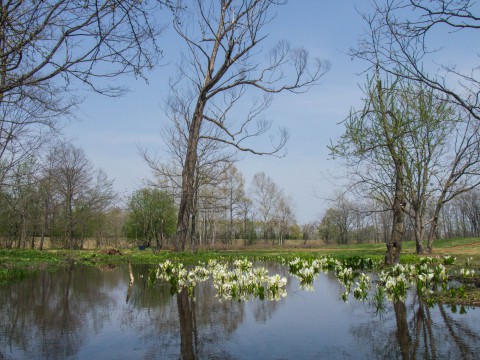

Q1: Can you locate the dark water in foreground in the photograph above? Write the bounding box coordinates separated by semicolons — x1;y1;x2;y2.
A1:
1;263;480;360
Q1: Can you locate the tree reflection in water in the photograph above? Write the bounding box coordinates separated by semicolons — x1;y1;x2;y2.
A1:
394;300;411;359
177;288;196;360
0;264;114;359
352;292;480;360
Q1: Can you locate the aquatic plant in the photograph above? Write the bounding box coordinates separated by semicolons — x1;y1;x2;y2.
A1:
443;255;456;265
466;257;473;267
353;273;371;301
288;256;377;298
149;253;478;307
283;256;466;307
459;268;475;277
153;258;287;301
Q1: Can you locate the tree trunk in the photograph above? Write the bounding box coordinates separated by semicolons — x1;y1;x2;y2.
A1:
386;161;405;265
394;300;411;359
175;101;205;251
190;210;197;252
20;212;27;248
426;192;446;254
426;212;440;254
414;210;424;255
40;233;45;251
177;288;196;360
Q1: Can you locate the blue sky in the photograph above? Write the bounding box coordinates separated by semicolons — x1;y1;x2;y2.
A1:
64;1;376;224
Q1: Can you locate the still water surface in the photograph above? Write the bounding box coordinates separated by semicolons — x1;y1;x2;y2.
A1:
1;263;480;359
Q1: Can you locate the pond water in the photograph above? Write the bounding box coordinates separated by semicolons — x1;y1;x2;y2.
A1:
1;263;480;360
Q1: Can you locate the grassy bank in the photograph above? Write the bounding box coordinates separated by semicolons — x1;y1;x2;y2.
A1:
2;237;480;272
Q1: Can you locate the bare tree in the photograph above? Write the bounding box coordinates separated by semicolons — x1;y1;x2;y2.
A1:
250;171;280;243
219;165;245;244
237;195;255;244
47;143;115;249
424;117;480;252
0;97;55;187
301;222;318;244
442;189;480;238
141;89;238;249
0;1;174;188
170;0;329;250
273;193;295;245
353;0;480;122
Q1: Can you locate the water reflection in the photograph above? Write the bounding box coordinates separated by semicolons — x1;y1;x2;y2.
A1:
352;293;480;359
0;264;479;359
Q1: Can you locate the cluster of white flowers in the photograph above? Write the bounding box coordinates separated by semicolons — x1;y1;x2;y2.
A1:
288;256;342;288
154;258;287;302
376;262;451;301
337;267;354;288
211;260;287;301
289;256;340;273
288;256;373;301
379;270;408;301
353;273;371;301
466;257;474;267
459;268;475;277
154;254;475;306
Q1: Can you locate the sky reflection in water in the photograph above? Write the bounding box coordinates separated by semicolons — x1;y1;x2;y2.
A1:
1;263;479;359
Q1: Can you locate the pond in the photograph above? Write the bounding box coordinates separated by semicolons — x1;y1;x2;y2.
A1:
1;262;479;359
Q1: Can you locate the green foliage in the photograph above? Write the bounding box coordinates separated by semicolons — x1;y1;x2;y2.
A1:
125;188;177;246
443;256;456;265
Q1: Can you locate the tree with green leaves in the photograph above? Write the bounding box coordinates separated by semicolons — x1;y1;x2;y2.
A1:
384;82;457;254
0;159;40;248
330;73;409;264
125;188;176;248
331;71;480;261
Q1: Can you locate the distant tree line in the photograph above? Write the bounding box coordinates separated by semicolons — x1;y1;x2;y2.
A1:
317;190;480;247
0;143;117;249
0;140;303;249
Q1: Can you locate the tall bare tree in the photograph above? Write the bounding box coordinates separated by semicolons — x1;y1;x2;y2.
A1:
170;0;329;250
273;193;295;245
141;86;238;249
237;195;255;244
219;165;245;244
